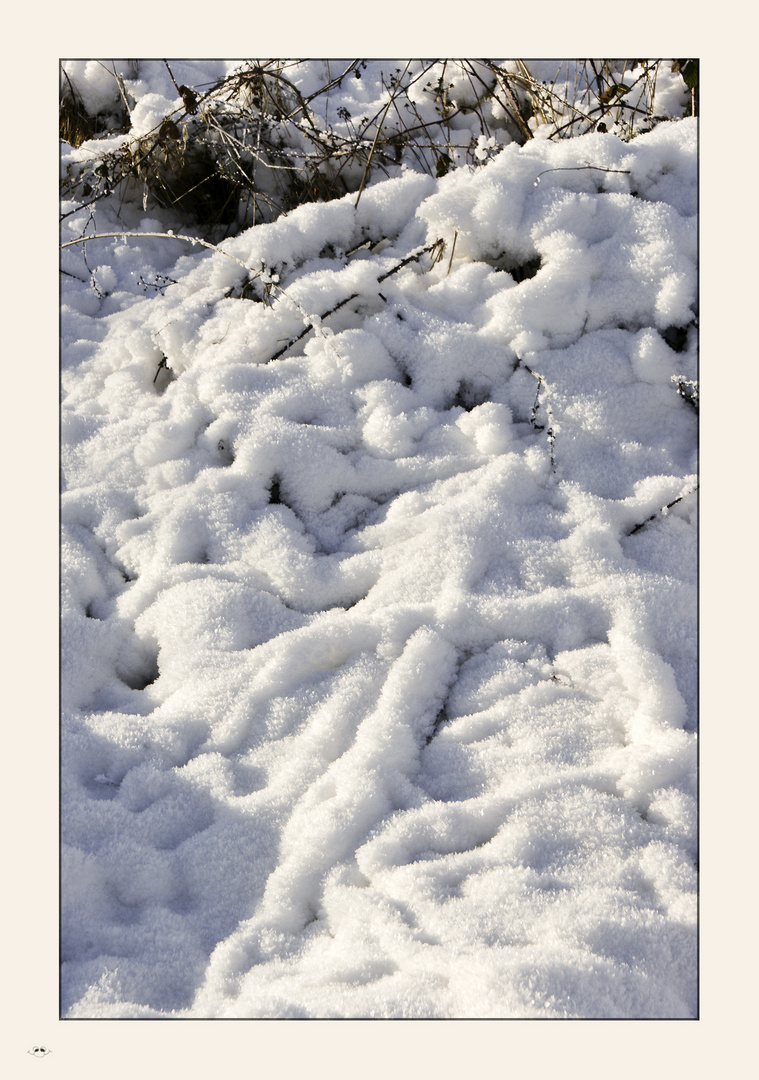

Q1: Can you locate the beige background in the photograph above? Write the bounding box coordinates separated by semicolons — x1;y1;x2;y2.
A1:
3;19;752;1077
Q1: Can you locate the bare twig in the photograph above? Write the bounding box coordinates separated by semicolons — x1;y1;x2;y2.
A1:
153;356;168;384
292;61;362;114
269;292;360;361
271;240;444;360
60;229;253;272
446;230;458;275
377;240;441;283
520;360;556;469
478;61;534;143
534;164;631;186
355;62;413;208
163;59;182;97
626;487;697;536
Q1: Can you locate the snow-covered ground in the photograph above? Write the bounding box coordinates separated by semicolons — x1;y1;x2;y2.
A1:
60;61;697;1018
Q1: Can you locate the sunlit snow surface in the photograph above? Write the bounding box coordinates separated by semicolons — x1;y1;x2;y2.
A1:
61;97;697;1017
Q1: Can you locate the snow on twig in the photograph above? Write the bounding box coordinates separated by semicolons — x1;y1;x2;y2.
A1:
271;240;445;359
61;229;446;367
534;164;631;186
626;486;698;536
60;230;253;271
520;359;556;471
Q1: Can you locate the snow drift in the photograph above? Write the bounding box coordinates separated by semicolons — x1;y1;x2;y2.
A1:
61;91;697;1018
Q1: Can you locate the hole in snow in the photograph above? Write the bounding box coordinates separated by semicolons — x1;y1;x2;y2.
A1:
217;438;235;464
453;380;491;411
486;252;542;283
509;256;542;283
84;773;123;800
660;324;692;354
118;652;160;691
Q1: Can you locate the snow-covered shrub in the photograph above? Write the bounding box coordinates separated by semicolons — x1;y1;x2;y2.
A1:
60;60;695;239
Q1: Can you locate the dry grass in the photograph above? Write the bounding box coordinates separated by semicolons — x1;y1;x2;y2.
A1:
61;60;696;237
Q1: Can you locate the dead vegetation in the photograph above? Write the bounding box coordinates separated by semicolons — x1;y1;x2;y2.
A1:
61;59;697;238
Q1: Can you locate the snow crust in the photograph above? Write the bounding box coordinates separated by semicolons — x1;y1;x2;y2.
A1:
61;66;697;1020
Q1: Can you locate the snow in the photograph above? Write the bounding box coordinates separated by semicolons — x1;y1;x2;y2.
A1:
60;61;697;1019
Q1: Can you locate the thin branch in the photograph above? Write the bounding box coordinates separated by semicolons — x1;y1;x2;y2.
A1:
60;230;253;272
478;61;533;143
269;293;360;361
626;487;697;536
534;164;631;185
163;59;182;97
153;356;168;384
520;360;556;469
377;240;440;283
293;61;362;113
270;240;443;360
61;225;443;371
355;62;413;208
446;230;458;275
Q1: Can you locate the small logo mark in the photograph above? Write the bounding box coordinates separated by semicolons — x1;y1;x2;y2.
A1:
28;1046;52;1058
